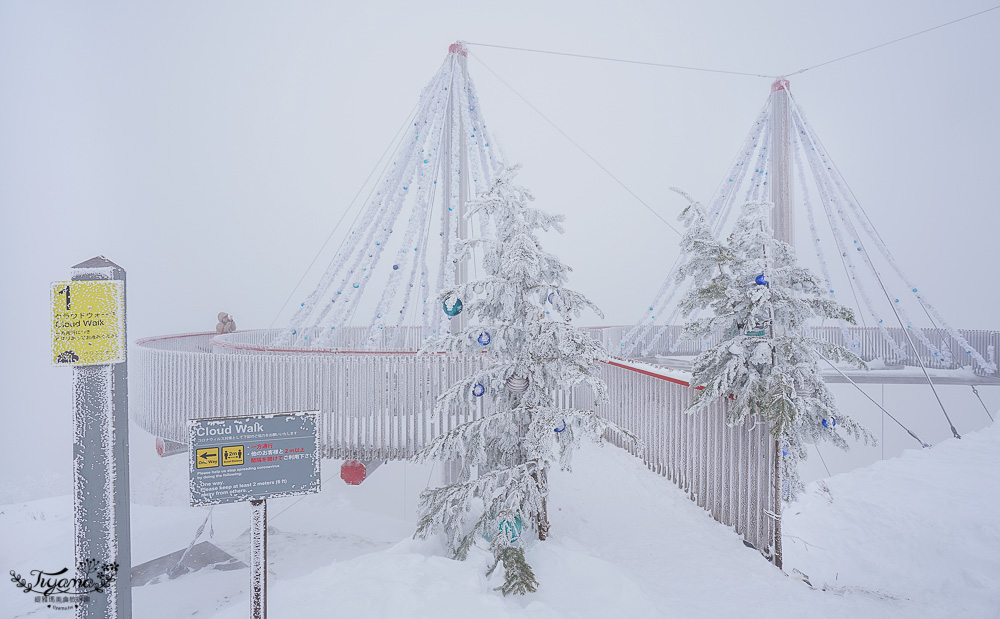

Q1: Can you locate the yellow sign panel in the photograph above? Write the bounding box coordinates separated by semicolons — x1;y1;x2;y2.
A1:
222;445;244;466
196;448;219;469
50;280;125;366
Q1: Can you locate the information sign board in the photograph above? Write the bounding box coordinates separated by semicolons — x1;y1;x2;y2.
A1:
189;412;320;507
50;279;125;366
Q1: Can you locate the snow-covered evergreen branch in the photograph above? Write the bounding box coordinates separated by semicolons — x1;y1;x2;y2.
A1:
413;163;632;594
676;196;874;499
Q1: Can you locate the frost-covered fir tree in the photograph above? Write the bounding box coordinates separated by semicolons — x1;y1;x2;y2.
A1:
676;194;873;499
413;164;628;595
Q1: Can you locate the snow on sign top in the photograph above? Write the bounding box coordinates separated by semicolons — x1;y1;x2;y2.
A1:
50;280;125;366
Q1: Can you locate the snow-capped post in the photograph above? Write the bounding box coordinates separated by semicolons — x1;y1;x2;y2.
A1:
413;164;631;595
768;77;792;569
769;78;793;248
440;40;472;486
55;256;132;618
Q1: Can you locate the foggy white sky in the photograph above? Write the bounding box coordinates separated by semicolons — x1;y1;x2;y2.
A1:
2;1;998;498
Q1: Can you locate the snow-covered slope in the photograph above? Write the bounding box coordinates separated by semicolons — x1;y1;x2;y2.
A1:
4;423;997;618
783;421;1000;617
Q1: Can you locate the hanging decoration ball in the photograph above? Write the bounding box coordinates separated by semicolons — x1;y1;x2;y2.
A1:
547;292;556;304
393;264;399;270
554;419;567;433
474;282;484;294
443;298;463;316
822;417;837;429
472;383;485;398
505;374;529;393
498;516;523;545
755;274;768;286
477;331;491;346
353;283;360;289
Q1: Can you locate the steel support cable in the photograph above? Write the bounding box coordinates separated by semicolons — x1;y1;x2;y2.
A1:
793;109;906;361
812;138;957;428
812;443;833;477
466;42;775;79
792;128;863;331
708;103;772;234
791;109;868;328
786;5;1000;76
795;98;963;361
471;6;1000;82
628;104;770;357
270;101;419;329
970;385;995;422
633;108;771;356
794;99;970;370
469;51;682;236
297;99;424;331
818;353;930;448
868;253;961;438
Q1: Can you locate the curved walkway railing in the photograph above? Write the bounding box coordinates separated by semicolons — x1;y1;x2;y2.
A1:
132;328;779;558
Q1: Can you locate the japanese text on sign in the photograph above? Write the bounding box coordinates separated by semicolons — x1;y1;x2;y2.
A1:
188;412;320;506
50;280;125;366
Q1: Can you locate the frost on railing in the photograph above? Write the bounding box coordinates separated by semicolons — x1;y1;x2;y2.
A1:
579;359;779;558
133;330;778;555
132;332;488;458
585;325;1000;378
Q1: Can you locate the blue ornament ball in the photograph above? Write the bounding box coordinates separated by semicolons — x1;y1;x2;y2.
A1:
554;419;567;433
472;383;485;397
755;274;768;286
443;298;463;316
477;331;491;346
822;417;836;429
393;264;399;270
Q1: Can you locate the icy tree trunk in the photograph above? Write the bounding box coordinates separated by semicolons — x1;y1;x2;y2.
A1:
772;439;783;569
71;257;131;619
532;461;550;540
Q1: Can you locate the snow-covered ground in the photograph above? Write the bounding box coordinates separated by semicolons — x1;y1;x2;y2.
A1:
4;422;998;618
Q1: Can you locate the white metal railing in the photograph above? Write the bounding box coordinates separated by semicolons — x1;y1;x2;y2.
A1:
132;333;488;460
579;359;778;556
586;325;1000;377
132;329;779;556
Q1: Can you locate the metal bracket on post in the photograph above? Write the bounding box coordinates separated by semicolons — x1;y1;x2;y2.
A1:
250;499;267;619
70;256;132;619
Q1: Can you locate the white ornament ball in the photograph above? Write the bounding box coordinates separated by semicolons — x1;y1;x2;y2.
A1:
505;375;529;393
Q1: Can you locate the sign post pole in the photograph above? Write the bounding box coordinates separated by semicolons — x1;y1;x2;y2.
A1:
188;411;320;619
64;256;132;618
249;499;267;619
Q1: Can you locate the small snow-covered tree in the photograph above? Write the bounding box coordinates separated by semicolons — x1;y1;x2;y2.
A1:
413;164;630;595
676;194;873;498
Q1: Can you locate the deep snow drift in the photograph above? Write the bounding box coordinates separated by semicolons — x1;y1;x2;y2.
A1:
3;422;998;618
